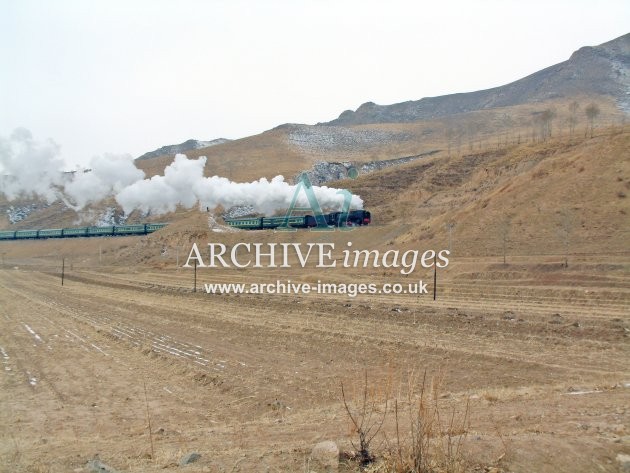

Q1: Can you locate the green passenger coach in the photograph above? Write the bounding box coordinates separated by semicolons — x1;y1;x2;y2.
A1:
0;223;168;241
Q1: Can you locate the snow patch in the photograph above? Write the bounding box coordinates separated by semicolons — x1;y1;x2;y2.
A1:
563;390;603;395
0;346;11;373
208;214;237;233
223;205;256;218
26;371;37;386
24;324;43;343
95;207;128;226
6;204;44;224
286;124;411;154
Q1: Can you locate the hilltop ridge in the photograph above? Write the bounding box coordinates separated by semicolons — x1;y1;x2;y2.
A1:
325;33;630;125
136;138;231;161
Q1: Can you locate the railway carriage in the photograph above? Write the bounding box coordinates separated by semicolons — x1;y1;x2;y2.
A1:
0;230;16;240
62;227;89;237
0;223;168;241
14;229;39;239
113;224;146;235
38;228;64;238
88;226;115;236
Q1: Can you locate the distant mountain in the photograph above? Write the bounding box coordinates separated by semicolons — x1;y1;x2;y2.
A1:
325;33;630;126
136;138;231;161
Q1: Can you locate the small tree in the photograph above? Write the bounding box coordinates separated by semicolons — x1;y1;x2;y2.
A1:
568;101;579;138
585;103;600;138
531;109;556;141
540;108;556;140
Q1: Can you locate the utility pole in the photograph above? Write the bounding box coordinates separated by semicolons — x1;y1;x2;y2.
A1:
61;258;65;286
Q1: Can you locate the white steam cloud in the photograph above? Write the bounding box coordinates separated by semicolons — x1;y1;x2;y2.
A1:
64;154;145;210
116;154;363;215
0;128;65;203
1;129;363;218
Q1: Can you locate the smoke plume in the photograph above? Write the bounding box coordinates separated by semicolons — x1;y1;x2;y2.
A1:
0;128;65;203
64;154;145;210
0;129;363;218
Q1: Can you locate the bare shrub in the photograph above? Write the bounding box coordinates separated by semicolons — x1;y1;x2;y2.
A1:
381;370;470;473
341;371;389;468
341;370;470;472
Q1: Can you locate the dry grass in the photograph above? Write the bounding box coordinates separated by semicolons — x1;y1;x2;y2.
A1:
341;370;471;473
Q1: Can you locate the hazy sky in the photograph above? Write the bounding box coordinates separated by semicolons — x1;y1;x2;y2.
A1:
1;0;628;168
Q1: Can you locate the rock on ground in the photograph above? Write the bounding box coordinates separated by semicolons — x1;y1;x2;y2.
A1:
86;458;120;473
179;452;201;466
309;440;339;472
617;453;630;473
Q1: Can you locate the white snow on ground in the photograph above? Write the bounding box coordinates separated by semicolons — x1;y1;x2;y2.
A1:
109;322;220;369
223;205;256;218
62;327;109;356
26;371;37;386
90;343;109;356
24;324;43;343
286;124;411;154
42;296;237;378
6;204;41;224
0;346;11;372
95;206;128;226
208;214;237;233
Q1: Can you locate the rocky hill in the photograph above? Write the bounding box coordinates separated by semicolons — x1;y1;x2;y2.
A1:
326;33;630;126
136;138;231;161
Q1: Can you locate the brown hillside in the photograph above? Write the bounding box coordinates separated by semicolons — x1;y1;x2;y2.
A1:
136;95;623;181
341;125;630;258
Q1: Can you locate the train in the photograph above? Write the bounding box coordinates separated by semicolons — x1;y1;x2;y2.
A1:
0;223;168;241
224;209;371;230
0;209;372;239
